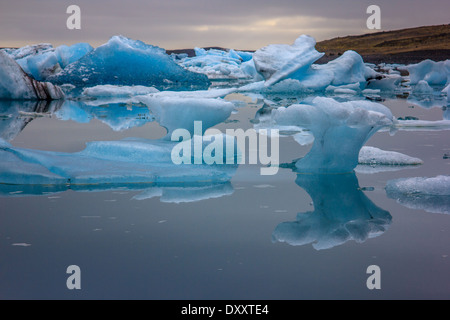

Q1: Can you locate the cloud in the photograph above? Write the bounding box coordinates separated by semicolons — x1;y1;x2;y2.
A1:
0;0;449;49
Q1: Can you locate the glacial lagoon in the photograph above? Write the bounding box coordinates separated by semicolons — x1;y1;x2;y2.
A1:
0;35;450;299
1;88;449;299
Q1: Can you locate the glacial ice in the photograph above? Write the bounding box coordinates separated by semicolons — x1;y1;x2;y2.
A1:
9;42;93;81
253;35;323;86
358;146;423;166
134;94;235;138
386;175;450;214
82;85;160;98
179;47;258;80
46;35;210;90
269;97;394;173
403;59;450;85
272;173;391;250
412;80;434;94
251;35;377;91
0;51;64;100
0;137;238;186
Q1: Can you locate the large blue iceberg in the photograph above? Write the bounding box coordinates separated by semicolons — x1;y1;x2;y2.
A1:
45;35;211;90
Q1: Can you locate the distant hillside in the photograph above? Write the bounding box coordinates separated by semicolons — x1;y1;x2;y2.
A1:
315;24;450;64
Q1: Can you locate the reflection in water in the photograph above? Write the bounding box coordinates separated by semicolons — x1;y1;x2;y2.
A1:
0;98;238;203
272;173;392;250
0;100;63;141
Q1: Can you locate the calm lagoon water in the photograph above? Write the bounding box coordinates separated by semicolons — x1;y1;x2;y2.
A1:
0;89;449;300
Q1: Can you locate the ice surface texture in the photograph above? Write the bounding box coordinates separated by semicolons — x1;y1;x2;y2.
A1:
404;59;450;85
0;138;238;186
10;43;93;81
358;146;423;165
269;97;395;173
46;36;210;90
386;176;450;214
0;51;64;100
179;47;259;81
252;35;376;91
272;173;391;250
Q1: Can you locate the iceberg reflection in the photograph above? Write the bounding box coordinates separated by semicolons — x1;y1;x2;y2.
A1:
272;173;392;250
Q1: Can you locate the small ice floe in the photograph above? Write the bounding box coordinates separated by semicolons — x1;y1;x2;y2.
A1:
253;184;275;188
386;175;450;214
358;146;423;166
12;243;31;247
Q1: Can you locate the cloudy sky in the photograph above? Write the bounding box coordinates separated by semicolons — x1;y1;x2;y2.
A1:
1;0;449;50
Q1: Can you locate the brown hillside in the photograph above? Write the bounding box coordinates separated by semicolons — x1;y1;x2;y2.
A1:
315;24;450;64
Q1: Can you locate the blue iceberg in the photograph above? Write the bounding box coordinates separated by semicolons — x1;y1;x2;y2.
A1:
46;36;211;90
267;97;395;173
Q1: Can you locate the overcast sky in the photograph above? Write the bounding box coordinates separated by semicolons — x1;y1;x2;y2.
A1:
1;0;449;50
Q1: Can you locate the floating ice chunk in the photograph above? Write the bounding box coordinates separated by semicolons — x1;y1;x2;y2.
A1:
0;51;64;100
0;149;67;185
387;175;450;196
386;176;450;214
0;137;238;186
47;35;210;90
403;59;450;85
82;85;159;98
252;36;373;91
272;173;391;250
358;146;423;165
412;80;434;94
271;97;394;173
179;47;253;80
394;119;450;131
311;51;369;87
366;74;402;91
253;35;324;86
135;94;235;138
443;84;450;102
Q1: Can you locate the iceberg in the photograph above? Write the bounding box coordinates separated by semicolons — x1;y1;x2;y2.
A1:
9;42;93;81
179;47;257;81
386;176;450;214
82;85;159;98
272;173;391;250
253;35;324;86
358;146;423;165
135;93;235;138
402;59;450;85
46;35;211;90
0;137;238;186
269;97;394;173
251;35;376;91
412;80;434;95
0;51;64;100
